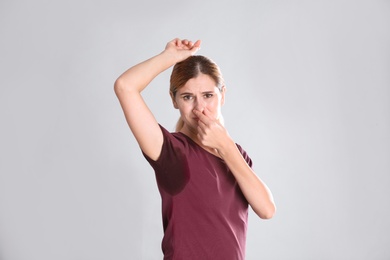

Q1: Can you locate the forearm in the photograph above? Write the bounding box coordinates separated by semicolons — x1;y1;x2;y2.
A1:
219;140;276;219
114;51;176;94
115;39;200;94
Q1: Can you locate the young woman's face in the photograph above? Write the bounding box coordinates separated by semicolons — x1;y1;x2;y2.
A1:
172;73;225;132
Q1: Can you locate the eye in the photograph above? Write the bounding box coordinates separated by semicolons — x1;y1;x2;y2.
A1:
183;95;193;101
204;93;213;98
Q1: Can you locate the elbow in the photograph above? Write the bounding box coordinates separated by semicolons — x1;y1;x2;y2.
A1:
260;211;275;220
114;78;125;95
114;78;139;97
256;203;276;220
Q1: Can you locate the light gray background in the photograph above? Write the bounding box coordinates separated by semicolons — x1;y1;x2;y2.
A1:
0;0;389;259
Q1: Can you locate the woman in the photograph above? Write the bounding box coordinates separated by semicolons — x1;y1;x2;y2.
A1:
114;38;276;259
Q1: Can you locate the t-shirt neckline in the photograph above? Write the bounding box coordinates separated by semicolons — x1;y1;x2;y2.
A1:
175;131;223;160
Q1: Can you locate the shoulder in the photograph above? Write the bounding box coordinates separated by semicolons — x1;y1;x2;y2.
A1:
143;124;190;162
158;124;189;147
235;143;253;167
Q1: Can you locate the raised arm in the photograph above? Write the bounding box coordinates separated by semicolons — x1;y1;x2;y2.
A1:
114;39;201;160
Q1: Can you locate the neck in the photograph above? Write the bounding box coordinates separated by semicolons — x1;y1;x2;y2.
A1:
179;124;198;142
179;125;221;158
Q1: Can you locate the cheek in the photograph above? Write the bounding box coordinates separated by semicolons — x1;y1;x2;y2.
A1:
204;100;222;119
206;98;220;109
178;103;194;115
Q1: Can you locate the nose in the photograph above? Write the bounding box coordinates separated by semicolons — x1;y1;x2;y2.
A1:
194;97;205;112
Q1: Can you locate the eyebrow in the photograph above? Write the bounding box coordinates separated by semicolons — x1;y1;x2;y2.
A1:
179;91;214;96
179;92;193;96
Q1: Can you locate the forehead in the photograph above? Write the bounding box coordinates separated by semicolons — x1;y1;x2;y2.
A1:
178;74;218;93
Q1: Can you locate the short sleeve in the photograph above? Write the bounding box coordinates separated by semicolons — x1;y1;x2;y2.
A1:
142;125;189;195
236;144;253;168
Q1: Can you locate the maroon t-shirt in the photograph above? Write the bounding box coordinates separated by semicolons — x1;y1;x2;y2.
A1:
143;125;252;260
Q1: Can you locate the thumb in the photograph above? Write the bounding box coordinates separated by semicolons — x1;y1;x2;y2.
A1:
190;40;202;54
193;40;201;48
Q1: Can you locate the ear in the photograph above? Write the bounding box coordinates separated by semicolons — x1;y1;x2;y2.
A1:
170;91;179;109
220;86;226;106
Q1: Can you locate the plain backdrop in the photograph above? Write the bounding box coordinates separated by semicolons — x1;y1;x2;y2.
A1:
0;0;389;259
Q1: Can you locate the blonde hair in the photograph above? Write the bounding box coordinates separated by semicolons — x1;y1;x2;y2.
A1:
170;55;224;132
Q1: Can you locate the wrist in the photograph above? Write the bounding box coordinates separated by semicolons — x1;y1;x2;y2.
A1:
159;49;181;65
217;137;236;158
150;51;178;72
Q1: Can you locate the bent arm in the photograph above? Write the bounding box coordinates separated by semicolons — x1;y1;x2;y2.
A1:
194;108;276;219
114;39;201;160
219;140;276;219
114;52;177;160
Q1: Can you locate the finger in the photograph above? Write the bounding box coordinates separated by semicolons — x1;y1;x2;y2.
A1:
195;111;212;131
182;39;189;46
193;109;208;123
189;40;201;51
197;119;207;132
184;39;193;46
193;40;201;48
202;107;213;118
199;107;215;122
185;42;193;50
179;38;186;48
182;39;201;51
